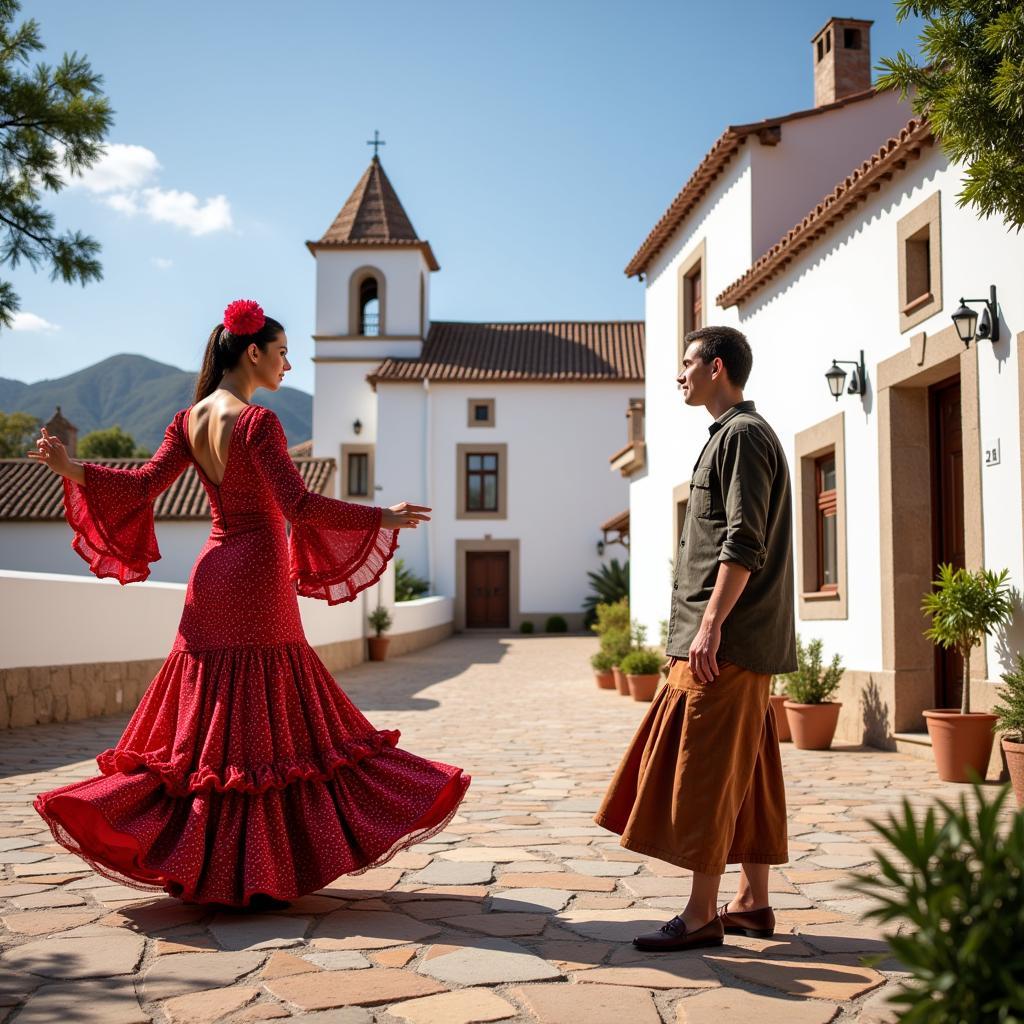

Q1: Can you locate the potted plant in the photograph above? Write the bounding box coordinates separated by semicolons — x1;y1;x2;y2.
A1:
992;653;1024;807
782;636;844;750
620;648;663;702
590;650;617;690
602;628;632;695
769;676;792;742
852;783;1024;1021
367;605;393;662
921;565;1013;782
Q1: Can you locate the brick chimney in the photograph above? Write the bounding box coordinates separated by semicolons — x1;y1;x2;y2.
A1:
812;17;873;107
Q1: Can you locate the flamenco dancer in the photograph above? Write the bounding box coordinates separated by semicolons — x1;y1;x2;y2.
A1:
32;300;470;908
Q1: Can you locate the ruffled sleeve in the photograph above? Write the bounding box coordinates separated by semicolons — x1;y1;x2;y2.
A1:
247;407;398;604
62;411;191;584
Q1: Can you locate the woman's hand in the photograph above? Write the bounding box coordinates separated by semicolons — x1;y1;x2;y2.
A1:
26;427;80;480
382;502;432;530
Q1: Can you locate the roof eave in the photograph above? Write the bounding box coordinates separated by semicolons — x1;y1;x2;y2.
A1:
305;239;440;271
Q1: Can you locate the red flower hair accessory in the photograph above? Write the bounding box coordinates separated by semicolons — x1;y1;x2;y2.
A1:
223;299;265;336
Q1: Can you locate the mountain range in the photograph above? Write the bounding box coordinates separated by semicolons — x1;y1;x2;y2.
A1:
0;354;312;452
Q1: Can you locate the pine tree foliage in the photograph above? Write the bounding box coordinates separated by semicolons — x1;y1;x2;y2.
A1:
0;0;112;328
993;653;1024;742
876;1;1024;230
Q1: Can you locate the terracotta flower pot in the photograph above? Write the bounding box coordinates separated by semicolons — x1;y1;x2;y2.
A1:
594;670;616;690
1003;737;1024;809
368;636;390;662
784;701;842;750
627;674;660;702
769;694;792;742
612;666;630;695
922;709;997;783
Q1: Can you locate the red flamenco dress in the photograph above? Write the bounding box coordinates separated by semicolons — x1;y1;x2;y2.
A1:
34;403;470;906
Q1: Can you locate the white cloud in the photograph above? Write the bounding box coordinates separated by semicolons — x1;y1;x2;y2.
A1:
10;312;60;333
151;257;174;270
71;143;160;194
70;142;233;236
140;188;232;236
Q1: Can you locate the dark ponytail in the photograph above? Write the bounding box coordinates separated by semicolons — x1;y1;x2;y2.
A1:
193;316;285;402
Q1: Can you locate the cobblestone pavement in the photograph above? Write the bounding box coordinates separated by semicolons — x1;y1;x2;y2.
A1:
0;635;1008;1024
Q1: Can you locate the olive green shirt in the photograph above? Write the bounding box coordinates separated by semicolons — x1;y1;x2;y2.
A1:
666;401;797;675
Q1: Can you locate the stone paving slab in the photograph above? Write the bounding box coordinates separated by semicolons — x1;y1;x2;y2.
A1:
1;635;1014;1023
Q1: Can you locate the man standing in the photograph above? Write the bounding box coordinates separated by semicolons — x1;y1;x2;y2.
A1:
594;325;796;952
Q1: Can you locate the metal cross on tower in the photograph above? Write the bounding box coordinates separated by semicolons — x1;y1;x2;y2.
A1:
366;130;386;158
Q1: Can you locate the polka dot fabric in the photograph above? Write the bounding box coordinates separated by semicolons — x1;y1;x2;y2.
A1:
35;404;470;907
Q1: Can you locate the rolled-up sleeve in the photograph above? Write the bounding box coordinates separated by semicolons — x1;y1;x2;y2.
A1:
718;427;772;572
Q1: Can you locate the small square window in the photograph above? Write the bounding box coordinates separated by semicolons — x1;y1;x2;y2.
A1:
897;192;942;332
467;398;495;428
844;28;861;49
341;444;374;500
817;38;824;62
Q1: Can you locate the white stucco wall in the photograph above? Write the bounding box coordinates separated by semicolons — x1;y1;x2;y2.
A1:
1;565;448;671
632;138;1024;679
313;249;431;338
749;89;911;259
628;155;754;637
0;521;211;584
376;380;637;619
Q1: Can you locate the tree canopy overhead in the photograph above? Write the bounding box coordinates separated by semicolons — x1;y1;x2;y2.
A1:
877;1;1024;231
0;0;112;328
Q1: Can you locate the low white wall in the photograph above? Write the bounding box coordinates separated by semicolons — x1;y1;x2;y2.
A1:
391;595;454;634
1;567;451;671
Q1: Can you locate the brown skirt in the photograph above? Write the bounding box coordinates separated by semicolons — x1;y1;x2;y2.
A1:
594;658;788;874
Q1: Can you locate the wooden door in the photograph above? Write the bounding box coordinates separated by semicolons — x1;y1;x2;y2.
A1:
466;552;510;629
930;378;965;709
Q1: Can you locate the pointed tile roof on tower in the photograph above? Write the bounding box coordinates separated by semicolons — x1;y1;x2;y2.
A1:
306;156;439;270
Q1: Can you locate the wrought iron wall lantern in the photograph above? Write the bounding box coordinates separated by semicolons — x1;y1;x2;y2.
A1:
596;539;606;557
952;285;999;347
825;350;866;401
352;419;363;435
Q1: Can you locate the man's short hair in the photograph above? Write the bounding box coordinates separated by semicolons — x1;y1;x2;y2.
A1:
683;326;753;388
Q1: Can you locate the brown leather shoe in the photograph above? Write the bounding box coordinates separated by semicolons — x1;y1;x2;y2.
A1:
718;903;775;938
632;914;725;952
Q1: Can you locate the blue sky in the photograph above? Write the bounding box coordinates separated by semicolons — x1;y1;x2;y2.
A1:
2;0;923;394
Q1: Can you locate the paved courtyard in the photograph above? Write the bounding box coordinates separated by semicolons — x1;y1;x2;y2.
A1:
0;634;999;1024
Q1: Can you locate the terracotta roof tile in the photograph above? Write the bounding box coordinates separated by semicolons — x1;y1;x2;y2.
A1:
369;321;645;384
0;457;336;522
717;118;934;307
307;156;439;270
624;88;879;278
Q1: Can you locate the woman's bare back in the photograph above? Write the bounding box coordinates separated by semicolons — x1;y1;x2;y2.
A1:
185;393;249;486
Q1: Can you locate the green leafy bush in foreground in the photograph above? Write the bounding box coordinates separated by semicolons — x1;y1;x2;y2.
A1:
620;648;663;676
852;783;1024;1023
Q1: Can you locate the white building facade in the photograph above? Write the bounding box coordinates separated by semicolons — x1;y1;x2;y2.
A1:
309;158;643;630
625;17;1024;750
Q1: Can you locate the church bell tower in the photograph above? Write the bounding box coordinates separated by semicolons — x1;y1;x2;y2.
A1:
307;143;439;498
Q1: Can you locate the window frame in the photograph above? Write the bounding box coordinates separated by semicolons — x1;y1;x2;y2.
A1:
794;413;848;620
897;191;942;333
341;443;375;501
347;266;387;337
676;239;707;371
456;443;508;521
467;398;496;428
814;452;839;593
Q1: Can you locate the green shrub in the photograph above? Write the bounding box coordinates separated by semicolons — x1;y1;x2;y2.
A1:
519;620;535;635
852;783;1024;1023
620;648;663;675
590;650;616;671
658;619;669;649
395;558;430;602
772;675;788;697
922;564;1014;714
599;627;632;665
591;599;629;637
368;605;393;637
993;653;1024;743
545;615;568;633
582;558;629;627
781;636;843;704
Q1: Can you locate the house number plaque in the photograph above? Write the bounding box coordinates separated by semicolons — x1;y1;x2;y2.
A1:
984;440;1001;467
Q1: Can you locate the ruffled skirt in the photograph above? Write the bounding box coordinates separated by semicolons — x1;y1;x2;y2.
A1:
34;642;470;906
